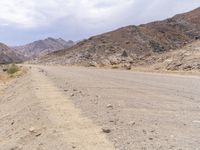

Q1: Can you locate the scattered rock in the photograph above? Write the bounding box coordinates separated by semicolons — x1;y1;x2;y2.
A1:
72;145;76;149
88;61;97;67
29;127;36;133
143;129;147;134
11;120;15;125
35;132;42;137
3;68;8;72
39;69;44;73
102;128;111;133
128;121;135;126
29;127;42;137
150;130;155;133
106;104;113;108
149;137;153;140
10;146;18;150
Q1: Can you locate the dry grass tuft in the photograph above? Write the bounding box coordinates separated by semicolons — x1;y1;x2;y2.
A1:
7;64;20;74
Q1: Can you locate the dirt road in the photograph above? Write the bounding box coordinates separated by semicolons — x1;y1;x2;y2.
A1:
1;65;200;150
0;66;114;150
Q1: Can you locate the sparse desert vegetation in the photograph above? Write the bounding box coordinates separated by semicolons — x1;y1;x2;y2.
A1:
7;64;20;74
0;64;26;82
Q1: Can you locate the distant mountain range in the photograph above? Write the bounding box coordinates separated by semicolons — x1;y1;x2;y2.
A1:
13;37;74;59
37;7;200;71
0;37;74;64
0;43;24;64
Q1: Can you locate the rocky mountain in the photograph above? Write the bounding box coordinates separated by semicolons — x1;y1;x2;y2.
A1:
0;43;24;64
14;37;74;59
37;7;200;70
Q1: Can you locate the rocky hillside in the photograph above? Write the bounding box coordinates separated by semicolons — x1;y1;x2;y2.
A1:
14;37;74;59
37;7;200;70
0;43;24;64
127;40;200;72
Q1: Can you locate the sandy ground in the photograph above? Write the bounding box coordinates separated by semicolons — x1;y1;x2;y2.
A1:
0;66;114;150
1;65;200;150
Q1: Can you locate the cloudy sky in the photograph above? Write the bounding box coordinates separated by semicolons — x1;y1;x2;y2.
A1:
0;0;200;46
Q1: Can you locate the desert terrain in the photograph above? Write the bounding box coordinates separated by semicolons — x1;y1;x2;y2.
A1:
0;6;200;150
0;65;200;150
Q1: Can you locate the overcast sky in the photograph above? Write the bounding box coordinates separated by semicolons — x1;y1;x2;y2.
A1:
0;0;200;46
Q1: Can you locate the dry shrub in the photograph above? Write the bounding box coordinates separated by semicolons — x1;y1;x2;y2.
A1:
7;64;20;74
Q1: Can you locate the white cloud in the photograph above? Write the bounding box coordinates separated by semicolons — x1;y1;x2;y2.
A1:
0;0;135;28
1;0;199;29
0;0;200;45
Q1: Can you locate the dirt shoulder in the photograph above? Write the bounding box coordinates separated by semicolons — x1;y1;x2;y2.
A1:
0;66;114;150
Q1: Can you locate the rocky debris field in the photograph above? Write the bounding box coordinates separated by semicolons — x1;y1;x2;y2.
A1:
157;40;200;71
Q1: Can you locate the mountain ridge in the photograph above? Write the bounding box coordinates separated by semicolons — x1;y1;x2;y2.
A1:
36;7;200;71
14;37;74;59
0;42;24;64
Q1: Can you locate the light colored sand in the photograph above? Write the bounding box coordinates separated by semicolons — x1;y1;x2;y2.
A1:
0;66;114;150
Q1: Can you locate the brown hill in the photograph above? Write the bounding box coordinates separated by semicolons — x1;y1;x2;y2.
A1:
0;43;24;64
14;37;74;59
37;7;200;70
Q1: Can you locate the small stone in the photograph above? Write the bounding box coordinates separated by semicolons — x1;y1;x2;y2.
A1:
11;120;15;125
128;121;135;126
71;93;75;97
35;132;42;137
106;104;113;108
72;145;76;149
143;129;147;134
149;137;153;140
150;130;155;133
102;128;111;133
29;127;36;133
10;146;18;150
